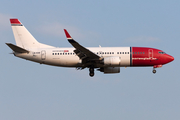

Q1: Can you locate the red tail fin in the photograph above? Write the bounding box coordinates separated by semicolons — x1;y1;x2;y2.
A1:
10;19;21;25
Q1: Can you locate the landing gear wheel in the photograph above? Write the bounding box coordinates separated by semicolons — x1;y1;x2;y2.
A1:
153;69;156;74
89;72;94;77
89;67;95;77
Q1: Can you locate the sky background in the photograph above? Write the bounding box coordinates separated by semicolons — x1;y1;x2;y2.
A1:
0;0;179;120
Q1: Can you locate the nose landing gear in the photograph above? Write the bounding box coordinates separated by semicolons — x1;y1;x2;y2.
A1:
153;66;157;74
152;65;162;74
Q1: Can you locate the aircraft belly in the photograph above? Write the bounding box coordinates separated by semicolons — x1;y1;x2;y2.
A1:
15;53;42;63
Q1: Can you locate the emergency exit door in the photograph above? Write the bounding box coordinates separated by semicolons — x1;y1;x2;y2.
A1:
41;50;46;60
148;49;153;58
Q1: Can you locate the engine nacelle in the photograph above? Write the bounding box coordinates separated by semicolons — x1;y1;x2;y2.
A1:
103;57;121;66
98;67;120;74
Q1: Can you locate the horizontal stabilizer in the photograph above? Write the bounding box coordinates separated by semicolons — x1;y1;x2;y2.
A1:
6;43;29;53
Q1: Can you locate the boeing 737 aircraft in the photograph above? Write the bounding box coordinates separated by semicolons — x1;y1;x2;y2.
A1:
6;19;174;77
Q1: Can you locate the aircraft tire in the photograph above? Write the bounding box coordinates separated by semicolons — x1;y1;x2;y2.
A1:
89;72;94;77
153;70;156;74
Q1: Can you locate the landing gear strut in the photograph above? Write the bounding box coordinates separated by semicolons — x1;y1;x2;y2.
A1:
89;67;94;77
152;65;162;74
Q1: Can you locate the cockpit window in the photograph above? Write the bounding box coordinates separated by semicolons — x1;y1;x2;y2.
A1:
158;51;166;54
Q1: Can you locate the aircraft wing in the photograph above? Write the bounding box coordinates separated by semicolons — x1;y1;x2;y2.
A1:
64;29;101;60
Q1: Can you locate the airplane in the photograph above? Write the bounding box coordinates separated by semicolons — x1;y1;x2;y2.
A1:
6;19;174;77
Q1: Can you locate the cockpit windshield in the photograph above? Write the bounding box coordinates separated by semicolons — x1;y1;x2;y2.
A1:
158;51;166;54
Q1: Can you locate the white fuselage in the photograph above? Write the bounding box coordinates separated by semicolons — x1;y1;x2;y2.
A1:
15;47;131;68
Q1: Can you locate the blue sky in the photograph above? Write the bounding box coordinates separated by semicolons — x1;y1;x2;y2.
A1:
0;0;179;120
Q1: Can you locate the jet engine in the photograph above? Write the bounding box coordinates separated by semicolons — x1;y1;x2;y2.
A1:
103;57;121;66
98;67;120;74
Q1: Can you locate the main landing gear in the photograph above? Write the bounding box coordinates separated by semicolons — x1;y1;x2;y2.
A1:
89;67;94;77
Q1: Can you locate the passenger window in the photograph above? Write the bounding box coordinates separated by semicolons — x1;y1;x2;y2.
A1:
52;53;54;55
117;52;119;54
143;52;145;54
122;52;124;54
140;52;142;54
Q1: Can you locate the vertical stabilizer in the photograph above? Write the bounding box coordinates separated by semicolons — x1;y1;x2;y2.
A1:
10;19;54;49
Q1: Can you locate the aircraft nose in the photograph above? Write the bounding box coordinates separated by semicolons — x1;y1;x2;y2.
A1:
167;55;174;63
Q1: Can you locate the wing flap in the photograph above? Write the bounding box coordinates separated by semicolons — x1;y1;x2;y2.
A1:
6;43;29;53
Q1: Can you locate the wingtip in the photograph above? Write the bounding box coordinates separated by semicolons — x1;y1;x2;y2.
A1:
64;29;72;39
